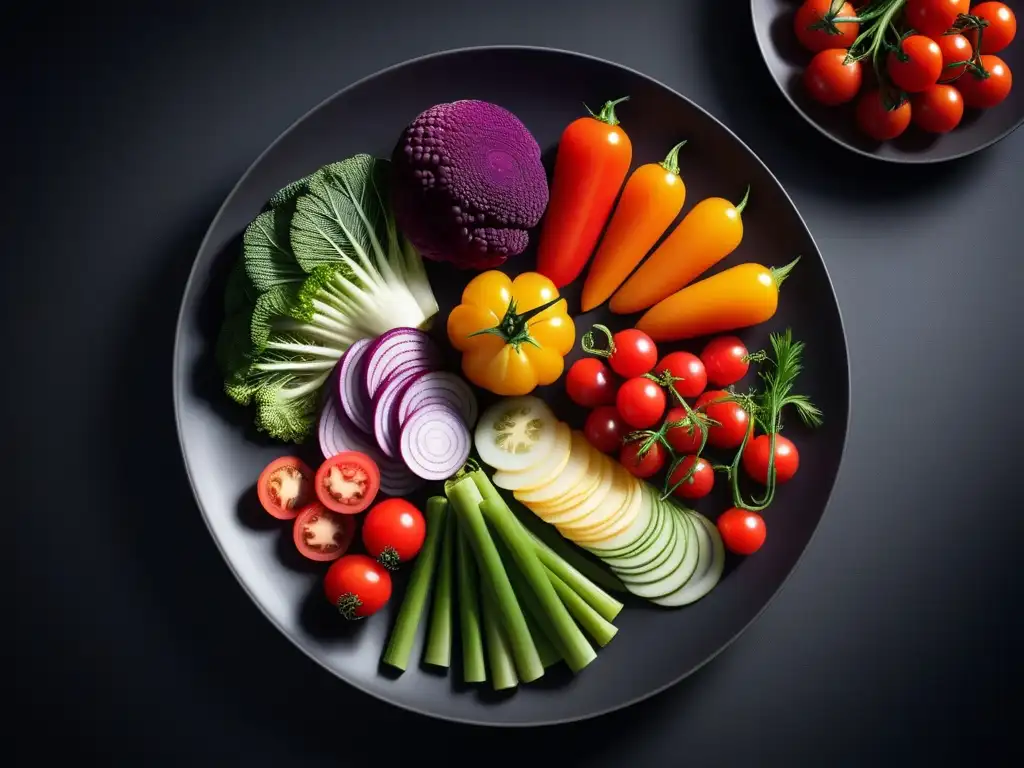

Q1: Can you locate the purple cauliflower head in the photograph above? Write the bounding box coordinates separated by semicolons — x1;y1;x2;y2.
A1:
391;100;549;270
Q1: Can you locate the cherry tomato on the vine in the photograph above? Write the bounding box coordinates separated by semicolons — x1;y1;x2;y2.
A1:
742;434;801;485
696;390;751;451
936;33;973;79
794;0;860;53
652;351;707;399
361;499;426;568
323;554;392;619
855;90;913;140
616;377;667;429
566;357;617;407
669;456;715;500
912;84;964;132
969;2;1016;54
606;328;658;378
665;406;704;454
619;439;667;479
718;508;767;556
584;405;628;454
700;335;751;387
804;49;863;105
888;35;944;92
957;55;1013;108
905;0;969;39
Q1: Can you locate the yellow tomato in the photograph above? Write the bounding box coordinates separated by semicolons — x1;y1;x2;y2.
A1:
447;271;575;396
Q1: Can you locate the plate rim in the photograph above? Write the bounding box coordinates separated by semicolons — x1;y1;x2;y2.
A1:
749;0;1024;165
172;43;853;727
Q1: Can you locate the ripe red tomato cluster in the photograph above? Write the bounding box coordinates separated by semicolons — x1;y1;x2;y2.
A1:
570;330;795;556
255;453;427;620
794;0;1015;141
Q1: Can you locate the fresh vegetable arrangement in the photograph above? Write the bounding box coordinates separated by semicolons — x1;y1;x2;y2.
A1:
217;93;831;691
792;0;1016;141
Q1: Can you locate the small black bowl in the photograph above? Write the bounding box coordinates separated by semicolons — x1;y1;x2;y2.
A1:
751;0;1023;163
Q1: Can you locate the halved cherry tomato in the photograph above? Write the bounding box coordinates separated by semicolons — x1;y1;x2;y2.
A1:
257;456;314;520
605;329;659;378
619;439;667;479
905;0;969;38
665;406;704;454
669;456;714;500
968;2;1016;54
855;90;912;141
566;358;617;408
584;405;628;454
652;351;707;399
957;55;1013;108
323;554;392;619
936;33;973;79
794;0;860;53
804;49;863;105
718;508;767;555
742;434;800;484
888;35;944;92
315;452;380;514
616;377;666;429
700;335;751;388
361;499;426;569
293;503;357;562
912;84;964;132
696;390;751;450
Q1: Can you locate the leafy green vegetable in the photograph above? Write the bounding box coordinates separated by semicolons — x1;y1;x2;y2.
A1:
216;153;439;442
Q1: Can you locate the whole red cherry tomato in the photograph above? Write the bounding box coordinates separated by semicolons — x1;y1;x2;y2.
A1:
669;456;714;500
855;90;912;141
566;358;617;407
742;434;800;485
695;390;751;450
794;0;860;53
912;84;964;133
665;406;704;454
888;35;944;92
584;405;628;454
323;554;392;619
616;377;667;429
595;327;659;378
718;508;767;555
968;2;1016;54
619;439;667;479
361;499;426;569
700;335;751;387
936;33;973;79
652;351;707;399
804;49;863;105
904;0;969;38
957;55;1013;108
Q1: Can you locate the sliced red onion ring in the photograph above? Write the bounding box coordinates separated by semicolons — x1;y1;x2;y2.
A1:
372;368;421;458
396;371;478;428
318;393;425;497
364;328;440;399
336;338;374;436
399;404;471;481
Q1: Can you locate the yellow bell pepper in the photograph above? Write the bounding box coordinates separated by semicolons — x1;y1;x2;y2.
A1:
447;271;575;396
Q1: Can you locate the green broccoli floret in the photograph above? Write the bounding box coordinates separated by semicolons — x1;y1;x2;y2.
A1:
252;372;329;443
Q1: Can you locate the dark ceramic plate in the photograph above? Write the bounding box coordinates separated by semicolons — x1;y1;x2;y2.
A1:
752;0;1023;163
173;46;850;726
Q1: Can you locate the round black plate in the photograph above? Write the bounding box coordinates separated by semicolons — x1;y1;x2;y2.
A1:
752;0;1023;163
173;46;850;726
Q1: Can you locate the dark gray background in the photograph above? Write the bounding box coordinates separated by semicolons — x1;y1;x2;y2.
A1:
10;1;1021;764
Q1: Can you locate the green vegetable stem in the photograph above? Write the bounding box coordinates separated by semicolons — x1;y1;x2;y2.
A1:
423;509;455;668
480;581;519;691
456;524;486;684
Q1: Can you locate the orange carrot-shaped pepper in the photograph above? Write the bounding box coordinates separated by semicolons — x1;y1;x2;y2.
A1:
635;257;800;342
536;97;633;289
609;187;750;315
580;141;688;312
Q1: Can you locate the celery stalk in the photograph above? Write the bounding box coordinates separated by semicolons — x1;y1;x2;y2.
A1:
423;507;454;668
531;538;623;623
478;490;597;674
456;523;486;683
445;473;544;683
545;565;618;647
481;581;518;691
382;496;447;671
496;539;562;668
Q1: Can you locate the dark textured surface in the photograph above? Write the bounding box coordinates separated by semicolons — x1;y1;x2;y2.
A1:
10;0;1022;763
174;45;849;726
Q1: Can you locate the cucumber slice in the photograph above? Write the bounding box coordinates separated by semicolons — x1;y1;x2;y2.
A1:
541;460;615;526
620;511;702;599
529;451;604;513
475;396;558;473
514;430;591;504
652;512;725;607
558;466;633;534
492;422;571;491
584;484;659;555
615;505;682;579
572;480;643;542
603;500;674;571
